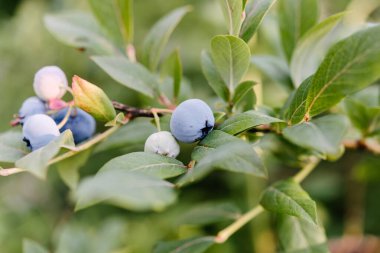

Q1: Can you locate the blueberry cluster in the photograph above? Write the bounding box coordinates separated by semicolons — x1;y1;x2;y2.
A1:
18;66;96;151
144;99;215;158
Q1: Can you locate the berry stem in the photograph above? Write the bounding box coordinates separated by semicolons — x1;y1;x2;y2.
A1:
48;122;124;165
0;168;25;176
214;157;320;244
57;105;73;129
151;109;161;132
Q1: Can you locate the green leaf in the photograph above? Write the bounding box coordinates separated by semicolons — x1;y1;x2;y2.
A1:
75;170;176;211
117;0;134;43
44;12;117;55
55;218;127;253
88;0;122;45
88;0;134;44
99;152;187;179
178;141;266;187
240;0;277;42
15;130;75;179
23;239;48;253
56;149;93;190
211;35;251;91
72;76;116;122
191;130;242;161
218;110;283;135
92;56;157;97
290;12;346;86
283;114;349;156
285;25;380;124
232;81;256;105
260;179;317;224
201;51;230;101
142;6;191;71
95;120;156;153
220;0;243;36
0;130;29;163
278;0;319;61
345;98;380;136
179;202;241;225
161;49;182;99
277;214;329;253
283;75;313;124
251;55;293;92
153;236;215;253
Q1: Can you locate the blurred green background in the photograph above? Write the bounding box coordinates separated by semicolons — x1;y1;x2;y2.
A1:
0;0;380;252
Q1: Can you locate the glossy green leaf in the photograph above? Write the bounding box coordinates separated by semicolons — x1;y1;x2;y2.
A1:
0;130;29;163
251;55;293;92
219;110;283;135
76;170;176;211
56;149;93;190
240;0;277;42
44;12;117;55
278;214;329;253
23;239;48;253
161;49;182;99
92;56;158;97
72;76;116;122
179;201;241;225
232;81;256;105
260;179;317;224
201;51;229;101
15;130;75;179
290;12;346;86
220;0;243;36
178;141;266;187
191;130;243;161
142;6;191;70
283;75;313;124
153;236;215;253
283;114;349;156
211;35;251;91
95;120;156;153
344;98;380;136
99;152;186;179
278;0;319;61
285;25;380;124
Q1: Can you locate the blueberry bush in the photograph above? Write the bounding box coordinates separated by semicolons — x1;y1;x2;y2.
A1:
1;0;380;252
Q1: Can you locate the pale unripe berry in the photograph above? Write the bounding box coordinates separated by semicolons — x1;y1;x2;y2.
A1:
33;66;68;101
22;114;60;150
144;131;180;158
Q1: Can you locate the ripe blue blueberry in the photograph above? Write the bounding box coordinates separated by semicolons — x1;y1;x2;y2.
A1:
170;99;215;143
33;66;68;101
52;107;96;144
23;114;60;151
18;97;47;124
144;131;180;158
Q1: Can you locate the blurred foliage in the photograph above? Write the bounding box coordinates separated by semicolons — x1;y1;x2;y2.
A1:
0;0;380;253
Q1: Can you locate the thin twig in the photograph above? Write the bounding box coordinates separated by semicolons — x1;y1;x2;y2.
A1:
215;157;320;244
112;101;173;118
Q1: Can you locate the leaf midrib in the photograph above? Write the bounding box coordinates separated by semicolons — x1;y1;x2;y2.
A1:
266;185;316;223
305;44;375;117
